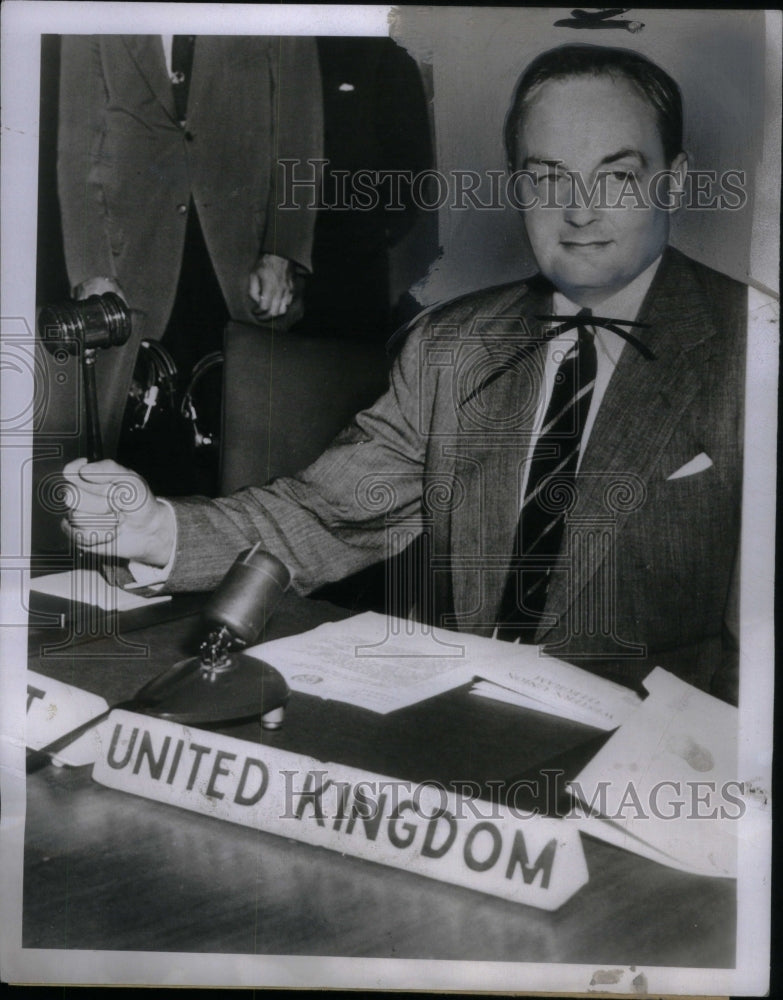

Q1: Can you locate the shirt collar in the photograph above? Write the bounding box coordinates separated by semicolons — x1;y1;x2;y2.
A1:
548;256;662;365
552;254;663;324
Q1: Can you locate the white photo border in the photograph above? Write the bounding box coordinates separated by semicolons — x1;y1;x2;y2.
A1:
1;3;777;994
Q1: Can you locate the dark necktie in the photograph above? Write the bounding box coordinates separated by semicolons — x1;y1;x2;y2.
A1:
171;35;196;125
496;308;598;641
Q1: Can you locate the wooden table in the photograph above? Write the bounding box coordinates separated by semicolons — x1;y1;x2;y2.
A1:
24;592;735;965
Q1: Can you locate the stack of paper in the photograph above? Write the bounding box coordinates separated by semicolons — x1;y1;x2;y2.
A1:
248;611;642;724
469;678;639;730
568;667;740;877
31;569;171;611
468;647;642;729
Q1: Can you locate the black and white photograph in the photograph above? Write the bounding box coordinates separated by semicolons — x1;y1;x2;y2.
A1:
0;3;778;994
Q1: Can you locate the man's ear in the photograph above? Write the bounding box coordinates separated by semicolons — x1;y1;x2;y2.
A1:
668;151;688;199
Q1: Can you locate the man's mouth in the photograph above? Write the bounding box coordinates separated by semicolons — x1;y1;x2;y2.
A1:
560;239;613;251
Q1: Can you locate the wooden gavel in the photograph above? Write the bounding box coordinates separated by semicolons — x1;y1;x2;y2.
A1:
37;292;132;460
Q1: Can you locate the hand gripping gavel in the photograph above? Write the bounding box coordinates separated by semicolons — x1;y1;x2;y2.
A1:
37;293;132;460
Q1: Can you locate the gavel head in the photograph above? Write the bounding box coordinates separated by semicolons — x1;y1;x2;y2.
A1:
37;293;132;356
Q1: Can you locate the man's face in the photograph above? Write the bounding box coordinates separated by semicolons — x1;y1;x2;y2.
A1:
512;74;686;305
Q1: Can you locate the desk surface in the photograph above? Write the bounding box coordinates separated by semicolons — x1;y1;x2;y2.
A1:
24;593;735;965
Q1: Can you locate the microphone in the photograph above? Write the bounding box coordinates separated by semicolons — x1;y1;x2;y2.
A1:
138;544;291;727
26;546;292;773
202;545;291;649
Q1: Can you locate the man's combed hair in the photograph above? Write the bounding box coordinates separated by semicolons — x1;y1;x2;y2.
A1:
504;44;684;165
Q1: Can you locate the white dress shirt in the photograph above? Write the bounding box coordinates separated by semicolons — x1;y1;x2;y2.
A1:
161;35;174;78
518;255;662;504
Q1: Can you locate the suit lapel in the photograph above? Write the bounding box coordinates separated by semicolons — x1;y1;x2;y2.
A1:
121;36;177;121
538;248;721;637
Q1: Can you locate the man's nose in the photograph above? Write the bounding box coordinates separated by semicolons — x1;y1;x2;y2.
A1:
563;201;599;226
562;177;600;225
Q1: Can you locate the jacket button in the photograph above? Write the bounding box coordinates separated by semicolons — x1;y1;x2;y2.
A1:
176;203;188;214
184;130;194;142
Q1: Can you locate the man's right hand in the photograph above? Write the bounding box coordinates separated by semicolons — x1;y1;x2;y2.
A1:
73;276;127;302
60;458;175;568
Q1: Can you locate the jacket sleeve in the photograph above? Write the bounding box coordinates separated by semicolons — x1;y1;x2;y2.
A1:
260;36;323;272
165;319;431;593
57;36;116;291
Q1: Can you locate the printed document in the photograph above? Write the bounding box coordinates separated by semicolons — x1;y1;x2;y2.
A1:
247;611;642;721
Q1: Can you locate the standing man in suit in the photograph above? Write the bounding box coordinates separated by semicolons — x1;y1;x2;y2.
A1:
61;45;753;704
57;35;322;457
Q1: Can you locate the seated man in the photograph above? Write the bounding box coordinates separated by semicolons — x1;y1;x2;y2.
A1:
62;45;748;704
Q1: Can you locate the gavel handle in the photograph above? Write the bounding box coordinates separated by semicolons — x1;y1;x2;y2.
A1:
82;348;104;461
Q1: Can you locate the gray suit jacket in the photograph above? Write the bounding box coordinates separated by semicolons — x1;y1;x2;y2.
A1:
168;248;746;700
58;35;322;328
57;35;322;447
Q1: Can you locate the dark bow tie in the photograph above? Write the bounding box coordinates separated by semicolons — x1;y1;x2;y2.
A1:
535;314;656;360
459;310;655;409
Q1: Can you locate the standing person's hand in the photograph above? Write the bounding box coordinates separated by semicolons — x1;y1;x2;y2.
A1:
72;276;127;303
248;254;296;320
60;458;175;567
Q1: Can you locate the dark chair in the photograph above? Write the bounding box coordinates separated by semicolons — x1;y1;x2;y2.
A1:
220;321;397;612
220;321;390;493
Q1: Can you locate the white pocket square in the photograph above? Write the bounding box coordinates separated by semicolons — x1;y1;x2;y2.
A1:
667;452;713;480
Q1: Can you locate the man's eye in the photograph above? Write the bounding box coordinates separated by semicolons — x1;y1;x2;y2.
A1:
608;170;635;181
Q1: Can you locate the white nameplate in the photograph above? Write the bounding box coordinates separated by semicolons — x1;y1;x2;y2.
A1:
27;670;109;767
93;710;589;910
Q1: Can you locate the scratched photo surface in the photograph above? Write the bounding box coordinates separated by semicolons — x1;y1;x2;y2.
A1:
1;4;778;995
